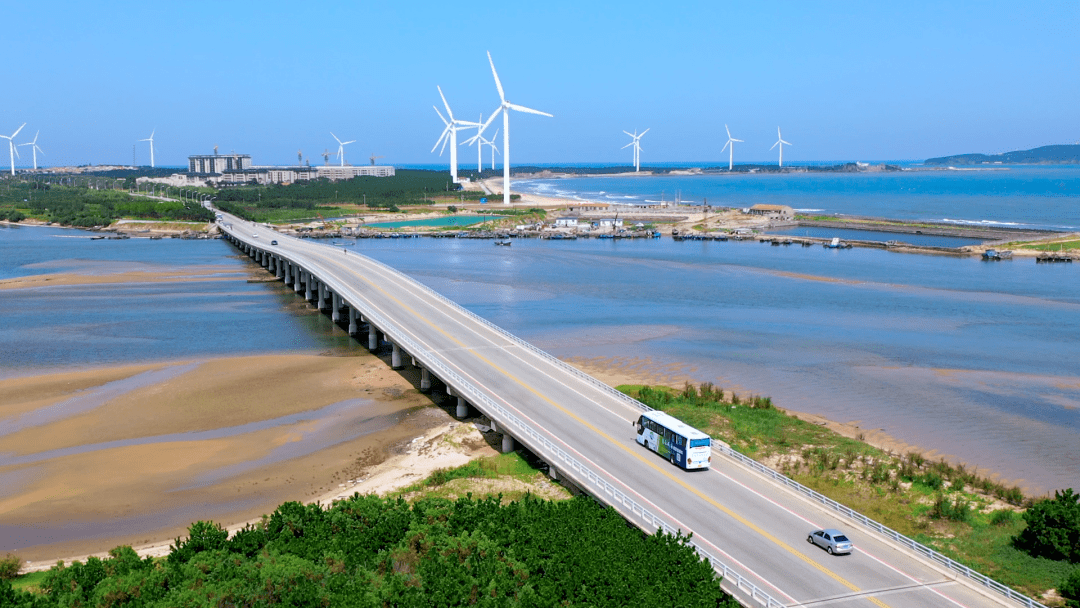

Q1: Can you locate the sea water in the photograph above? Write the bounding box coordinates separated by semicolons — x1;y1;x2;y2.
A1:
514;165;1080;231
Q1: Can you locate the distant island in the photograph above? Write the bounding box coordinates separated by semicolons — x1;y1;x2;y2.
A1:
925;144;1080;166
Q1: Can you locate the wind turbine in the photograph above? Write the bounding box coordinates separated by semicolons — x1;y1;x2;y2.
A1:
331;132;355;167
486;129;501;170
18;131;44;170
721;124;743;171
431;86;480;183
140;129;156;168
622;128;649;172
1;123;25;175
770;127;792;167
463;113;497;172
487;51;553;204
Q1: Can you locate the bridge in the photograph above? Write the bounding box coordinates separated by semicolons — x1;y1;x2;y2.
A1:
220;213;1043;608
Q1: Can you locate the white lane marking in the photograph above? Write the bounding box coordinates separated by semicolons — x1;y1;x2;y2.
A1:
714;469;975;608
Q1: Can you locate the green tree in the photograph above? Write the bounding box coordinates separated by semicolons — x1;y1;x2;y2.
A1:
1017;488;1080;562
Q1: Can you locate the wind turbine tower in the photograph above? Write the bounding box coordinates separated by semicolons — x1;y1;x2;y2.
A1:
1;123;26;176
770;127;792;167
140;129;156;168
622;128;649;172
431;86;480;183
486;51;553;204
331;132;356;166
18;131;45;170
721;124;743;171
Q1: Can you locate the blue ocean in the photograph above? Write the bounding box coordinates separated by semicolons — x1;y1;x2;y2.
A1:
514;165;1080;231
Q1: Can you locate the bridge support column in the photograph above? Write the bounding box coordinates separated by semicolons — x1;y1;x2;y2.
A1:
391;343;403;369
368;328;379;351
456;396;469;418
262;252;269;268
501;434;514;453
293;266;303;292
304;273;313;301
274;257;283;277
490;420;497;433
317;283;326;310
548;466;558;481
348;307;357;334
331;294;341;322
283;262;291;284
419;368;431;393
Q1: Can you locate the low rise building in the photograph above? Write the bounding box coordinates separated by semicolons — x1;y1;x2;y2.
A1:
745;204;794;220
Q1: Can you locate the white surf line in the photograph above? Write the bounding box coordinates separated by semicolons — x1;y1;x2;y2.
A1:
714;469;974;608
303;248;799;604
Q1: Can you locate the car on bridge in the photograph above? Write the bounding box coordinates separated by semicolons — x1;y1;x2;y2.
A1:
808;529;852;555
271;240;278;245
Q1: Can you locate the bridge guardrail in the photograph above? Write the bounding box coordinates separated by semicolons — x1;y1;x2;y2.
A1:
233;230;1045;608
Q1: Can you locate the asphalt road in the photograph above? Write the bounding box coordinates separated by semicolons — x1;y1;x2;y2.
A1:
225;216;1023;608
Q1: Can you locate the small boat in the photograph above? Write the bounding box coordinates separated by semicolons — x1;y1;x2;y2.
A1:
494;239;511;246
824;237;852;249
982;249;1012;261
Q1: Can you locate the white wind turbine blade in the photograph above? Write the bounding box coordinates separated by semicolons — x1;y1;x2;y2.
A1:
331;132;343;145
437;85;455;122
433;106;450;126
9;123;25;139
770;140;780;151
780;139;792;146
12;143;19;159
431;125;452;154
721;140;731;153
731;137;744;143
622;141;636;149
640;128;650;137
480;106;503;132
623;130;635;138
506;102;552;117
725;124;732;139
487;51;506;103
342;140;356;145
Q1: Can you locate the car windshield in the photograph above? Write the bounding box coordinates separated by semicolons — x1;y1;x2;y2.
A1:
834;535;849;542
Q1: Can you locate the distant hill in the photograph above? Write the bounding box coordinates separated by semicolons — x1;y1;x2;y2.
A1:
925;144;1080;166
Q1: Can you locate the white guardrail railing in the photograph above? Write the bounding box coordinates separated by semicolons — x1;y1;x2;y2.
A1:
235;230;1045;608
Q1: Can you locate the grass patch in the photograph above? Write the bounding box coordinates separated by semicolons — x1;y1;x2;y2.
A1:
397;452;544;496
1020;239;1080;252
9;570;47;593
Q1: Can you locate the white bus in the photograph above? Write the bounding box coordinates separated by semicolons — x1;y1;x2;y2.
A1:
633;410;712;470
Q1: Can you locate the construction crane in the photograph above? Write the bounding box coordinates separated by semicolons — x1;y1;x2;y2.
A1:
322;149;331;165
297;149;303;165
369;153;384;166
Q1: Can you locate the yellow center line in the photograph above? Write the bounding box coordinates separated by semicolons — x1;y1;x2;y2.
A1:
333;253;891;608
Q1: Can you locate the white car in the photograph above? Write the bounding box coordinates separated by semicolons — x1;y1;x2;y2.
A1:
252;234;258;238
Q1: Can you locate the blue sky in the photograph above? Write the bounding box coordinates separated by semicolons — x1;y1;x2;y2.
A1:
4;1;1077;167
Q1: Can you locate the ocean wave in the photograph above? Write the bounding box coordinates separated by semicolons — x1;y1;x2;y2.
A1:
940;218;1025;227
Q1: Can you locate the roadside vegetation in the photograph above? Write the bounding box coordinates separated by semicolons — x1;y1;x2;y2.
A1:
2;454;735;607
0;181;213;227
620;382;1080;603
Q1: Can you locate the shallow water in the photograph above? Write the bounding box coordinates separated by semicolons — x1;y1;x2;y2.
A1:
2;223;1077;493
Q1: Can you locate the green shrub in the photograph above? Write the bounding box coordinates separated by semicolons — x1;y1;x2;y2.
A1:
1061;568;1080;608
1017;488;1080;562
990;509;1018;527
0;554;21;580
930;493;972;522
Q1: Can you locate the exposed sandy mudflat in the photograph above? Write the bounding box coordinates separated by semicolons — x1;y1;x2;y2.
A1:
0;268;247;290
0;353;448;565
